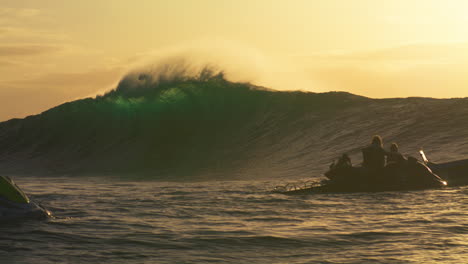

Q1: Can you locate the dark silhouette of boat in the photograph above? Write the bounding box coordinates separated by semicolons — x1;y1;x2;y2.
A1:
420;150;468;187
0;176;51;221
274;153;447;195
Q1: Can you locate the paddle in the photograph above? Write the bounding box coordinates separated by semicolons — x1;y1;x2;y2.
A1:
419;149;429;164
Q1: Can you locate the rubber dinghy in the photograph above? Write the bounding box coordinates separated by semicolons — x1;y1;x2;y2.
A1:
0;176;51;222
274;156;447;195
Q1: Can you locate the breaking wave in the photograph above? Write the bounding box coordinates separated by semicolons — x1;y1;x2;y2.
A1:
1;66;468;179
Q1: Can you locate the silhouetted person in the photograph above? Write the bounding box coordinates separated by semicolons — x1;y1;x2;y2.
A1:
337;153;352;167
362;135;386;170
384;143;407;184
386;143;406;165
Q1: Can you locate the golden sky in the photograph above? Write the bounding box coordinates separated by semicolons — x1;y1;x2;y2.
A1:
2;0;468;121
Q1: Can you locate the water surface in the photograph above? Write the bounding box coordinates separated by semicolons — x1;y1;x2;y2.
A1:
1;176;466;264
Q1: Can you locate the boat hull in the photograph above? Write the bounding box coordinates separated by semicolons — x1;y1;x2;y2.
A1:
0;198;51;222
274;161;447;195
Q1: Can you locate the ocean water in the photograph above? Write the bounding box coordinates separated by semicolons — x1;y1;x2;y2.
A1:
1;175;466;264
1;70;468;263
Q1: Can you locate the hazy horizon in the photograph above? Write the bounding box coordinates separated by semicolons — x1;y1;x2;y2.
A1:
2;0;468;121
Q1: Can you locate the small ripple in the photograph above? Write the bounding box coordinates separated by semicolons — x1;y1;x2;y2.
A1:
445;225;468;233
244;217;304;223
184;235;307;249
338;231;417;240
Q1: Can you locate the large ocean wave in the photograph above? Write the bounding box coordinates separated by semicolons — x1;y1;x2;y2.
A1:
1;67;468;179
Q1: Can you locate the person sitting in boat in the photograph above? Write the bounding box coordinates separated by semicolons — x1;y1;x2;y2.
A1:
337;153;352;167
362;135;386;170
329;153;351;170
386;143;406;165
384;142;407;183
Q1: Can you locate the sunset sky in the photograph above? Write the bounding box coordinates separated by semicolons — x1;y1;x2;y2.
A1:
2;0;468;121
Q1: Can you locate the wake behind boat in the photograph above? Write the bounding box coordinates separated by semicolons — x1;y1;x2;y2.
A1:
0;176;51;222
